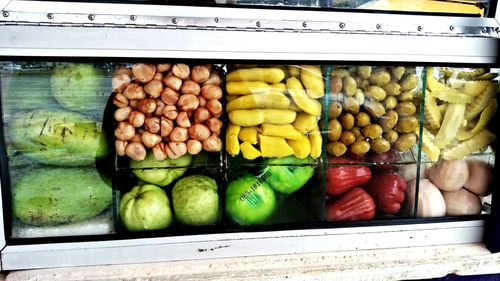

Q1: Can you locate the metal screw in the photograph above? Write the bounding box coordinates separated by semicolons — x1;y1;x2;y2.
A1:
2;11;9;18
88;14;95;21
172;18;178;24
47;13;54;20
214;17;220;23
417;25;423;31
376;23;381;29
256;21;261;27
130;15;137;21
339;22;345;29
302;22;307;28
449;25;455;31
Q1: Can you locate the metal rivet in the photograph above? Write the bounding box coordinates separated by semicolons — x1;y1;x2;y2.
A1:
214;17;220;23
47;13;54;20
482;27;488;33
376;23;381;29
2;11;9;17
130;15;137;21
302;22;307;28
449;25;455;31
417;25;423;31
339;22;345;29
172;18;178;24
256;21;261;27
88;14;95;21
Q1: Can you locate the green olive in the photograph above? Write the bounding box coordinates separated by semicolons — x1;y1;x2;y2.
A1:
379;110;399;131
351;127;364;140
328;119;342;141
350;140;371;156
383;82;402;96
365;86;387;101
400;74;419;91
331;69;350;78
340;113;355;131
330;76;343;94
370;137;391;154
364;98;386;118
399;91;416;102
383;96;398;110
343;97;360;114
359;80;371;90
362;124;383;139
343;76;357;97
328;101;343;119
355;89;365;105
357;66;372;80
383;130;399;144
327;141;347;157
355;112;371;127
340;131;356;146
394;133;417;152
395;116;419;134
391;66;405;81
396;101;417;117
369;70;391;87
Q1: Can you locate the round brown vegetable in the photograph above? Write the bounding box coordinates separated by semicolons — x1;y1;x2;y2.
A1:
170;127;189;142
178;94;200;112
194;107;211;124
125;142;147;161
181;80;201;96
166;142;188;159
206;118;223;134
198;96;207;107
123;83;146;100
161;87;180;106
428;159;469;192
129;111;145;128
187;139;203;155
203;72;221;86
153;72;163;81
162;75;183;91
207;99;222;117
327;141;347;157
172;64;190;79
138;98;157;114
202;134;222;152
112;73;131;93
141;131;162;148
152;143;167;161
188;124;211;141
115;140;128;156
131;132;142;143
191;65;211;83
132;63;156;83
161;117;174;137
176;112;191;128
113;93;129;108
156;63;172;73
201;84;223;100
114;106;133;122
144;79;163;98
162;105;178;120
129;99;138;109
144;116;161;134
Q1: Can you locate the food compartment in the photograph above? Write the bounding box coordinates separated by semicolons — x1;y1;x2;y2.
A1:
325;158;421;222
225;161;322;227
114;159;224;234
225;65;325;165
326;65;422;163
416;67;498;217
0;62;115;238
111;63;223;167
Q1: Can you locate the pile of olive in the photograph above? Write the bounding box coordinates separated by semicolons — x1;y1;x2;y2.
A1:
327;66;420;157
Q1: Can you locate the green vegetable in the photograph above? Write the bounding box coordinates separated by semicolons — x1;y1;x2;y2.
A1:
13;167;112;226
225;173;276;226
120;184;173;231
9;109;109;166
50;63;110;119
131;153;192;186
172;175;219;226
263;156;315;194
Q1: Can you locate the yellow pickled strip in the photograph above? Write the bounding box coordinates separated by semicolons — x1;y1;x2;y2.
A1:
433;103;465;149
465;83;499;120
442;129;496;160
456;99;497;141
457;68;485;80
418;127;440;161
475;73;498;80
424;94;442;130
463;80;489;97
438;104;448;115
429;88;473;104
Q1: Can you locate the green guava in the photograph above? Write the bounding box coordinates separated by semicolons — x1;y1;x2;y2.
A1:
225;173;276;226
119;184;173;231
172;175;219;226
263;156;315;194
131;153;192;186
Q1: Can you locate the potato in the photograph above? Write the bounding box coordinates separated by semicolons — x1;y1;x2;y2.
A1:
464;160;493;196
428;159;469;192
442;188;482;216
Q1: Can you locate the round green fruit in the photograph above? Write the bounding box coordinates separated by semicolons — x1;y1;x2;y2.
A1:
263;156;315;194
225;173;276;226
172;175;219;226
119;184;173;231
131;153;191;186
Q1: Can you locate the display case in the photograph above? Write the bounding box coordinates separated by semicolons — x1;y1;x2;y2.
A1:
0;0;499;271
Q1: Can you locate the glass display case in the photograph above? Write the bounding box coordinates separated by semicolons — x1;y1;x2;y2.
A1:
0;0;499;271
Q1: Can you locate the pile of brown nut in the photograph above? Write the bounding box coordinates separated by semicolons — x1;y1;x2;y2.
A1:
113;63;223;161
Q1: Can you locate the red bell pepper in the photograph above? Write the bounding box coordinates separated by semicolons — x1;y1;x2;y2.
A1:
364;172;407;214
326;187;376;222
326;156;371;196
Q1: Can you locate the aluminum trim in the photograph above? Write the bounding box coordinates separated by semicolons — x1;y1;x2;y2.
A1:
0;220;485;270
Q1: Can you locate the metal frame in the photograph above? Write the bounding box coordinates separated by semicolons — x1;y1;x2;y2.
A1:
0;220;486;270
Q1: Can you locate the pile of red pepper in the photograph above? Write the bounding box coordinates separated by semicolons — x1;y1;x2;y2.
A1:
325;150;407;222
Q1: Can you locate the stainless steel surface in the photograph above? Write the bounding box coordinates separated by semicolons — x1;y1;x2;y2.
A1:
0;220;485;270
